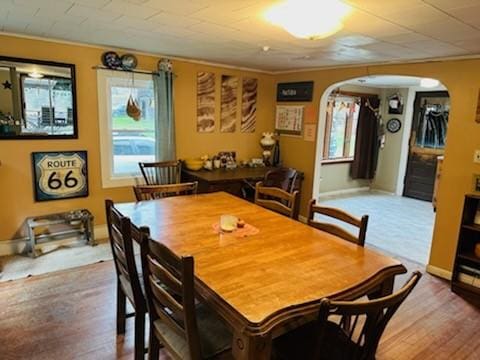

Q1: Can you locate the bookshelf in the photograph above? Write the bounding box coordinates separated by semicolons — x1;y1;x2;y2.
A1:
451;194;480;298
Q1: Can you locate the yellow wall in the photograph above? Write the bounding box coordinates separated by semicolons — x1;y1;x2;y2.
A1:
1;33;479;275
275;60;480;273
0;34;275;240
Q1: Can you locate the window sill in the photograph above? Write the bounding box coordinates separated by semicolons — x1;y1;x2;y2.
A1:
321;158;354;165
102;175;142;189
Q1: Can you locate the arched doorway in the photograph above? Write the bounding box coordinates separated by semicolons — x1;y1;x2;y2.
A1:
313;75;449;265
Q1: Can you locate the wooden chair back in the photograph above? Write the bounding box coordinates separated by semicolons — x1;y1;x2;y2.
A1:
141;237;202;360
263;167;299;193
255;181;300;219
312;271;422;360
139;160;182;185
134;182;198;202
105;199;145;309
307;199;369;246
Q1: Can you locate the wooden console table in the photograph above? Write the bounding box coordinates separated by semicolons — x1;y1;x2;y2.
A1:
182;167;275;197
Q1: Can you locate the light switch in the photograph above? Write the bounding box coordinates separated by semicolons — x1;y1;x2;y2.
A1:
474;150;480;164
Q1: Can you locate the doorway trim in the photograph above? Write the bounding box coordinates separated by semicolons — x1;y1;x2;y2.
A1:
312;79;447;199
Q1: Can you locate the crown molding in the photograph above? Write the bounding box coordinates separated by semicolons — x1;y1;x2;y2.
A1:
0;31;273;75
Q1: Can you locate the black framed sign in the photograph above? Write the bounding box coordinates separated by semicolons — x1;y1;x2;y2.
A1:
32;151;88;201
277;81;314;102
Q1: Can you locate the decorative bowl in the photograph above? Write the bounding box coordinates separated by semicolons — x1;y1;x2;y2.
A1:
121;54;138;70
101;51;121;69
184;158;204;171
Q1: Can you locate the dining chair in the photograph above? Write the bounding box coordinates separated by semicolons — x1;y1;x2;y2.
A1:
263;167;300;193
273;271;422;360
140;236;233;360
139;160;182;185
255;181;300;219
307;199;369;246
134;182;198;202
242;167;303;201
105;199;147;360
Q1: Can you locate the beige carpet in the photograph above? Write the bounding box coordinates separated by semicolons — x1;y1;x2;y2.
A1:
0;239;115;282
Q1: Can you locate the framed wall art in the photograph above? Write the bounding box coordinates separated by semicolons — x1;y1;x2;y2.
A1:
275;105;304;135
32;151;88;201
277;81;313;102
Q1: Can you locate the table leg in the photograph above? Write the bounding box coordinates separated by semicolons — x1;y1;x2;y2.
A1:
85;215;96;246
232;330;271;360
26;225;36;258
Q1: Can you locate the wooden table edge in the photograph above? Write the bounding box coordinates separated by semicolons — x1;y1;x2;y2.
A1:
195;263;407;337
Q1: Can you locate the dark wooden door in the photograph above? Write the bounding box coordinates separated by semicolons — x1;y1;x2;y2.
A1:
403;91;449;201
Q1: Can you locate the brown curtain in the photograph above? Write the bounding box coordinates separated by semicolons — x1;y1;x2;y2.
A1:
350;96;380;179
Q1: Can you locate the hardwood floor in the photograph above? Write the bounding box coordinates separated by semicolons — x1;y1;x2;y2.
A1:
0;259;479;360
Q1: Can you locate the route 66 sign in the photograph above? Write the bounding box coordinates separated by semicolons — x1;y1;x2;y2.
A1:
32;151;88;201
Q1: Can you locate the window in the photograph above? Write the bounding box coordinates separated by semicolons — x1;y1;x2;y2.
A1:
97;71;156;188
323;96;360;162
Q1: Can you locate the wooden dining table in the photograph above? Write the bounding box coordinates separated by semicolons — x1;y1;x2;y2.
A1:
115;192;406;359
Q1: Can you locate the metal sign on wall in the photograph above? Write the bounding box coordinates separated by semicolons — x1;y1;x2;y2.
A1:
32;151;88;201
277;81;314;102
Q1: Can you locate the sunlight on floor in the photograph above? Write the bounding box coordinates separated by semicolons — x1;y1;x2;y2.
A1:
320;191;435;265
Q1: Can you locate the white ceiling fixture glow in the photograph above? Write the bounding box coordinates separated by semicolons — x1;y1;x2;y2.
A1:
28;71;44;79
264;0;352;40
420;78;440;88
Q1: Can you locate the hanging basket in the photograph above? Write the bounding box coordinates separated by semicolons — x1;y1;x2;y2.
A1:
126;95;141;121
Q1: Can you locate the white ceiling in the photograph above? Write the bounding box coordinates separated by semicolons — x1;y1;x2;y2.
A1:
1;0;480;71
351;75;423;87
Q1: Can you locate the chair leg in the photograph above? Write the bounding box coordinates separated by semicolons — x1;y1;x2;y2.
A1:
134;311;146;360
116;283;126;335
148;326;161;360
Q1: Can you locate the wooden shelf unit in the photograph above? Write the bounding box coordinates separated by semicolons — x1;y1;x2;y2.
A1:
451;194;480;299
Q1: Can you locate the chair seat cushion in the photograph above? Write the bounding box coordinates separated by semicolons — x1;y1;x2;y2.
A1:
154;302;232;359
273;320;360;360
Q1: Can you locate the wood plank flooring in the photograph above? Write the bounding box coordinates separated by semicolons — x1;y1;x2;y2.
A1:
0;259;479;360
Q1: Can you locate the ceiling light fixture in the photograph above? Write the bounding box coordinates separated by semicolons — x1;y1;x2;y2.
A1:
28;71;44;79
420;78;440;88
262;45;271;52
264;0;352;40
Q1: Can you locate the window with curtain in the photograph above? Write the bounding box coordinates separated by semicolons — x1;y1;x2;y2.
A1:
97;70;157;188
323;95;360;162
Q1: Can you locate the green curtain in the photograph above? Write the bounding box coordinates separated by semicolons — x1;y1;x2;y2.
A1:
154;71;175;161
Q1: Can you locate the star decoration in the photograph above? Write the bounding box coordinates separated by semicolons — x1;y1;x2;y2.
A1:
2;81;12;90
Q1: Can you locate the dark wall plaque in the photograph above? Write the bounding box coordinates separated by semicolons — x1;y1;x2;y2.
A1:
277;81;313;102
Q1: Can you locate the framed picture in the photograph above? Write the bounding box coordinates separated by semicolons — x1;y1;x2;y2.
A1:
277;81;313;102
32;151;88;201
388;93;404;114
275;105;304;135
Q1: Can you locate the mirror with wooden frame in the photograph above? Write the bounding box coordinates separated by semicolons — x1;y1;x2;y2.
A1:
0;56;77;139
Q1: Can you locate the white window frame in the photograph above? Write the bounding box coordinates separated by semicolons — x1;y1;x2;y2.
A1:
97;69;155;188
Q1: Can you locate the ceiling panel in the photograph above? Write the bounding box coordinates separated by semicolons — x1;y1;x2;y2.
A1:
0;0;479;71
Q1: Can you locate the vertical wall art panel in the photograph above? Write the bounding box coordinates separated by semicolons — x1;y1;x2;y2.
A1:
220;75;238;133
197;72;215;132
241;78;258;133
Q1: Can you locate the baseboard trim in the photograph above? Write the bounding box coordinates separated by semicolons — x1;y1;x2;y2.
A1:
0;224;108;257
426;264;452;280
318;187;370;198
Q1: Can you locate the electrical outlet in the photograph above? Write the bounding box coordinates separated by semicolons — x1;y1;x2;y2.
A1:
474;150;480;163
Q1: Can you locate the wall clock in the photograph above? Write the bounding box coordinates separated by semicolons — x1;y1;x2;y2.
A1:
386;118;402;133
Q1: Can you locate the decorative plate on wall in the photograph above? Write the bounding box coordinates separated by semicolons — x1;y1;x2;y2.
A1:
101;51;121;69
121;54;138;70
386;118;402;133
